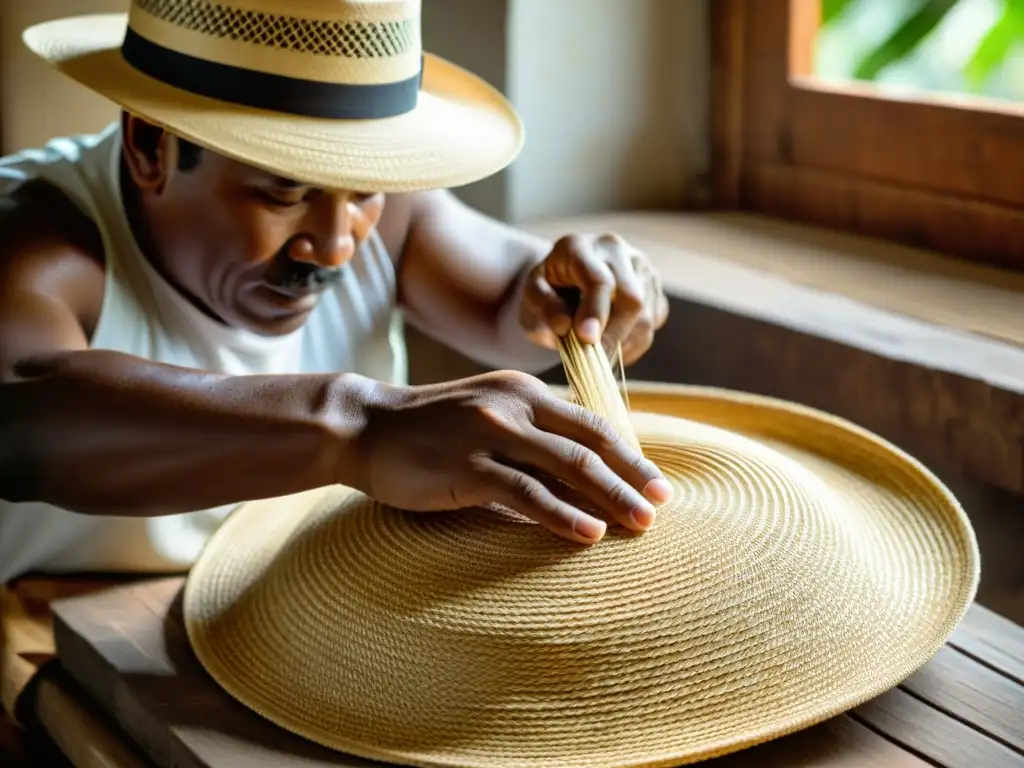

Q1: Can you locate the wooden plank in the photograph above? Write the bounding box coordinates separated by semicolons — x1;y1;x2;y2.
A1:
709;713;932;767
745;161;1024;273
900;646;1024;756
51;578;379;768
788;79;1024;210
739;0;790;161
950;604;1024;686
710;0;747;207
853;686;1024;768
33;670;153;768
3;576;140;720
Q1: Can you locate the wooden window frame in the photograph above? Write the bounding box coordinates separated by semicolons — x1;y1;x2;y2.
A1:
711;0;1024;270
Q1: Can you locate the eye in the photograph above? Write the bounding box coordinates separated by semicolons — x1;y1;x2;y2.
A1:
257;188;308;208
352;191;379;205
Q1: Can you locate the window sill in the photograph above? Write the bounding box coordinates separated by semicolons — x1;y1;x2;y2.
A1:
525;211;1024;494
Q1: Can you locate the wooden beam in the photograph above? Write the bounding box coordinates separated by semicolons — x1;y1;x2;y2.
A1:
710;0;747;207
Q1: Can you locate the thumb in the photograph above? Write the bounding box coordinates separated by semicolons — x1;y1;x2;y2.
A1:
523;275;573;339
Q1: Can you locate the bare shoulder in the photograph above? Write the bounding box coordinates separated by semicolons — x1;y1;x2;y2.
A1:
0;180;106;370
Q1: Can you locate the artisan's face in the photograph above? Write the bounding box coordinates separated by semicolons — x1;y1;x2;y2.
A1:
122;116;385;335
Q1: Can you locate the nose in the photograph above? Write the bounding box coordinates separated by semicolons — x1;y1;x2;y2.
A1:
290;193;357;268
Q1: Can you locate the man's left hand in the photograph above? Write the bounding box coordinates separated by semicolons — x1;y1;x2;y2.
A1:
518;233;669;365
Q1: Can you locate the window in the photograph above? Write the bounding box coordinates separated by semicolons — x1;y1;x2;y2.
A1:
711;0;1024;269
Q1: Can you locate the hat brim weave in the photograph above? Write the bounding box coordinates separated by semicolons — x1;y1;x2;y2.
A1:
183;383;979;767
23;13;524;193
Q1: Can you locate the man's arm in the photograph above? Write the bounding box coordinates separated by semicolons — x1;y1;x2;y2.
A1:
0;190;370;515
392;189;560;372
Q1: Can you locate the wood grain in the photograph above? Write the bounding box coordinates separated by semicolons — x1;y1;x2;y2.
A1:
788;80;1024;210
746;161;1024;273
853;686;1024;768
900;646;1024;755
739;0;790;161
709;714;931;767
33;671;152;768
51;579;380;768
712;0;1024;269
710;0;747;207
950;604;1024;686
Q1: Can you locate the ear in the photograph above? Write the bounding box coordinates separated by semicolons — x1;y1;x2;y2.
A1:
121;113;181;194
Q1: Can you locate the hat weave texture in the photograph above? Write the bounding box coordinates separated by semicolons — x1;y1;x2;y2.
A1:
183;383;979;767
23;1;524;192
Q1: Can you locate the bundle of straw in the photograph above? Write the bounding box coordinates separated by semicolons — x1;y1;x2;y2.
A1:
556;330;642;455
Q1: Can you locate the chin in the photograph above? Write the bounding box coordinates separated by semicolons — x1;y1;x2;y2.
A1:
232;285;322;335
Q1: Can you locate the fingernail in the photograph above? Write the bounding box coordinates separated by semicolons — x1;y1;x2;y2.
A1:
574;515;607;543
578;319;601;344
630;501;657;529
643;478;673;504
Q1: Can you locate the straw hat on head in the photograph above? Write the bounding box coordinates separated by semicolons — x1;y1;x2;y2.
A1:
183;382;980;768
23;0;524;192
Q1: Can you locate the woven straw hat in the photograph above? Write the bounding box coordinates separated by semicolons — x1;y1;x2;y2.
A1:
183;382;979;767
22;0;523;192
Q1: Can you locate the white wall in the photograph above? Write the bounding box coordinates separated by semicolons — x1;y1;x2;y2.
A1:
506;0;709;222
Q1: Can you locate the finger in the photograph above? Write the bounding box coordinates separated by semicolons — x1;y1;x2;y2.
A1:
475;458;607;544
571;260;615;345
545;237;615;344
532;395;673;505
521;272;572;338
500;426;657;532
602;250;646;349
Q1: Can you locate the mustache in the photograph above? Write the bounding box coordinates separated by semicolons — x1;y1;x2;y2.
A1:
265;261;345;292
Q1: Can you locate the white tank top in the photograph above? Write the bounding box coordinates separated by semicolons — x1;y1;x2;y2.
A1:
0;123;408;583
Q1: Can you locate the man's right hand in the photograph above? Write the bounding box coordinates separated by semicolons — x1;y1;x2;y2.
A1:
349;371;673;544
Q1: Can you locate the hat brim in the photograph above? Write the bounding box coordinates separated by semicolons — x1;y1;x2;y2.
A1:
183;382;979;768
23;14;524;193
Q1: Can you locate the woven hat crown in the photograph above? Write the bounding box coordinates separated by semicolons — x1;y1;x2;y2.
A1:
123;0;425;118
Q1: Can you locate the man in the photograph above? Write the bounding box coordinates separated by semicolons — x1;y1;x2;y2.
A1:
0;0;672;584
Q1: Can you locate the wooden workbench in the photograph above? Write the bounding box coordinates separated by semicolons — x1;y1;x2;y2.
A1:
3;576;1023;768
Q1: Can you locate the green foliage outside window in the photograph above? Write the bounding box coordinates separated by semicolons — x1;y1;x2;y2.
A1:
817;0;1024;100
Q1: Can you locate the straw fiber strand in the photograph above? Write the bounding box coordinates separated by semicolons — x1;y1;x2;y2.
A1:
184;375;978;767
557;332;641;453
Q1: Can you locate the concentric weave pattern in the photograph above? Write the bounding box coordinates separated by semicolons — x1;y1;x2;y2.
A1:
184;384;979;768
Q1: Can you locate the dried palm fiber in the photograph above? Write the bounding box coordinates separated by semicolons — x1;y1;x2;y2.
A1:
556;330;641;453
184;331;979;768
